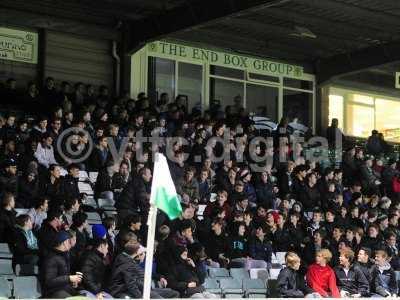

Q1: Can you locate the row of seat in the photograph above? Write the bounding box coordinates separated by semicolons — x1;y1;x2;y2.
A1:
203;277;267;298
0;276;41;299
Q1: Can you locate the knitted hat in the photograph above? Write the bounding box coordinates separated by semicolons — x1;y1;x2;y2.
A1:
56;231;70;245
92;224;107;240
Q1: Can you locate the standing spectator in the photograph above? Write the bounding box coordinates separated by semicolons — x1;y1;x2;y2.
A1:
0;193;17;243
326;118;345;148
366;130;384;157
306;249;340;298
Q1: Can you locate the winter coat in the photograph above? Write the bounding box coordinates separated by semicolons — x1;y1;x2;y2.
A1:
80;250;108;295
0;208;17;243
108;253;144;298
37;222;59;259
59;175;80;201
248;237;272;263
42;249;75;297
334;264;369;296
10;226;39;267
370;264;398;296
277;267;313;297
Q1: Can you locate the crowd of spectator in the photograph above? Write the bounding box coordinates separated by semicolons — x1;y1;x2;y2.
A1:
1;76;400;298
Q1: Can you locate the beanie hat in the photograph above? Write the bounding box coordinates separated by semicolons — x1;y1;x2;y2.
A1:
92;224;107;240
56;231;70;245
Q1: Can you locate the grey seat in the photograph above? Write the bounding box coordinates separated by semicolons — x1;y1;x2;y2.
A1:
0;259;14;275
230;268;250;280
203;278;222;295
208;267;230;278
13;276;41;299
0;276;11;298
218;278;243;295
86;212;102;224
98;198;116;211
243;278;267;296
0;243;12;259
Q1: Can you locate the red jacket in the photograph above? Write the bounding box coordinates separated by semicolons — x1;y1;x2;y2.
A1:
306;263;341;298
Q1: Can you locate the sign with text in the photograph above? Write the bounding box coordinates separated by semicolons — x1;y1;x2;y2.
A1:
148;40;304;78
0;27;38;64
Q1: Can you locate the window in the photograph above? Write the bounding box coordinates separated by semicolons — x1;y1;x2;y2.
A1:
376;98;400;142
178;62;203;114
283;89;313;129
210;78;244;111
352;94;374;105
284;78;313;90
248;73;280;83
345;103;374;138
210;65;244;80
246;84;278;121
328;95;344;129
148;57;175;102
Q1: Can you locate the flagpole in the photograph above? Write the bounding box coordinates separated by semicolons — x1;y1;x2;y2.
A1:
143;202;158;300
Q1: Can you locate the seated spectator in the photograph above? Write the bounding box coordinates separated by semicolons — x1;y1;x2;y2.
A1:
42;231;81;298
177;167;200;204
306;249;340;298
70;212;90;269
277;252;315;297
205;218;229;268
103;216;117;260
355;247;373;283
27;196;49;232
63;198;81;227
38;209;63;259
30;116;48;142
248;225;272;269
79;238;112;298
59;164;80;202
334;248;369;297
370;249;398;297
10;214;39;270
109;240;178;298
39;164;62;208
111;161;131;197
0;192;17;243
117;214;143;246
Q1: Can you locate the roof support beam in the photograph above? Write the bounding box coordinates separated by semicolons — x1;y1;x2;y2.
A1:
316;41;400;84
128;0;292;51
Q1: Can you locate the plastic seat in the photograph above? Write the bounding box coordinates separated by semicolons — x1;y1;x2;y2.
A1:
89;172;99;183
0;259;14;275
15;208;28;216
0;243;12;259
243;278;267;296
86;212;101;222
0;276;11;298
218;278;243;295
275;252;286;265
203;278;222;295
396;271;400;281
98;198;116;210
248;293;266;298
13;276;41;299
269;267;282;280
208;267;230;278
225;293;243;298
230;268;250;280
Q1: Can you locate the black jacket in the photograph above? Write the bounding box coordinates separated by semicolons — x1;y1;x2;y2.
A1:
108;253;144;298
80;250;107;295
42;249;75;297
37;222;59;259
354;261;373;284
0;208;17;243
277;267;313;297
10;226;39;266
17;177;39;208
334;264;369;296
59;175;80;201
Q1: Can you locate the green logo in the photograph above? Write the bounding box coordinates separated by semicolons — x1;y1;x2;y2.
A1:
294;67;302;77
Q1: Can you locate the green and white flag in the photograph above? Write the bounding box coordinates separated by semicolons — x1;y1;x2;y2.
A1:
150;153;182;220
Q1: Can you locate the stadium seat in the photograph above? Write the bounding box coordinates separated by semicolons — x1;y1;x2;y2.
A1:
13;276;41;299
225;294;243;298
98;198;116;211
15;208;29;216
208;267;230;278
203;278;222;295
248;293;266;298
230;268;250;280
218;278;243;295
0;276;12;298
242;278;267;296
0;259;14;275
15;264;39;276
78;182;94;195
269;267;282;280
89;172;99;183
275;252;286;265
83;196;98;209
0;243;12;259
86;212;102;224
79;170;89;181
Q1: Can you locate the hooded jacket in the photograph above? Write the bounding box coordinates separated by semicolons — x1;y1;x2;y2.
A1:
334;264;369;296
306;263;341;298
